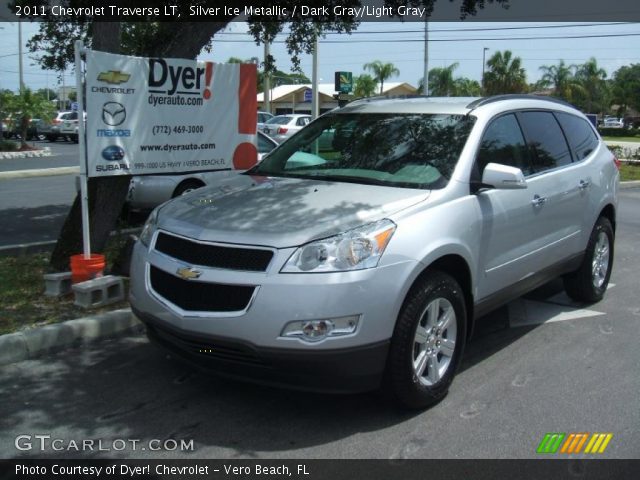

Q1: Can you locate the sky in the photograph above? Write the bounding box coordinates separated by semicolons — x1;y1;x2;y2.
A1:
1;20;640;94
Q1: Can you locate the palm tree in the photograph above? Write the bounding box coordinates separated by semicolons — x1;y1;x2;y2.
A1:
574;58;609;113
538;60;583;102
453;77;482;96
363;61;400;95
354;74;378;98
483;50;527;95
5;88;56;148
425;63;459;96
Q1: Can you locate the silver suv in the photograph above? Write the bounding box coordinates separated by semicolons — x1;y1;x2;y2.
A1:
130;95;619;408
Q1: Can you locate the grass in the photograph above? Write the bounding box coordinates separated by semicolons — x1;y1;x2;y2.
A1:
602;136;640;143
0;234;131;335
620;163;640;181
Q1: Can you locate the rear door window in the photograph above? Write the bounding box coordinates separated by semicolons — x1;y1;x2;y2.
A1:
555;112;599;161
518;111;573;174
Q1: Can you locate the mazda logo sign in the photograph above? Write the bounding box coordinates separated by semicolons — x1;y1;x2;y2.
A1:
102;102;126;126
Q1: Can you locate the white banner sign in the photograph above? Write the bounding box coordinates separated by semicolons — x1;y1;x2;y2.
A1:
86;50;257;177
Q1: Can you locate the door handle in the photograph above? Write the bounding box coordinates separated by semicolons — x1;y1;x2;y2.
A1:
579;180;591;190
531;194;547;207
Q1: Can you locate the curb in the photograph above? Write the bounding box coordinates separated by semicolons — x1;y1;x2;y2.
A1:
0;147;52;160
0;308;143;366
620;180;640;189
0;166;79;180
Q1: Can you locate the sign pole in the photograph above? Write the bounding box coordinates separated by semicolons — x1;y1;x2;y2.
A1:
75;40;91;258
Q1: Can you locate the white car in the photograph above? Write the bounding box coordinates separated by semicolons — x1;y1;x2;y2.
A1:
603;118;624;128
127;132;278;210
261;114;311;143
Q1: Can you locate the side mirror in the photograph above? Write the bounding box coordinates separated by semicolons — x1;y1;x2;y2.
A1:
481;163;527;190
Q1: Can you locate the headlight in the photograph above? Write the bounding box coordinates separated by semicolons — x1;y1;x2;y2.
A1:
281;219;396;273
139;208;159;247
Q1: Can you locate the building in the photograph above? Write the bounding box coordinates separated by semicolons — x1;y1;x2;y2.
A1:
257;82;418;115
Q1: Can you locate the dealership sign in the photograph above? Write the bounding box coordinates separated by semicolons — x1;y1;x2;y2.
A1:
86;51;257;177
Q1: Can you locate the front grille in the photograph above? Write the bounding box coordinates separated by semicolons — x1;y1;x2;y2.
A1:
154;232;273;272
149;265;255;312
149;324;268;367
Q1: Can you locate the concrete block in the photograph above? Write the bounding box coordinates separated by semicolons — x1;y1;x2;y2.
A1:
43;272;73;297
73;275;125;309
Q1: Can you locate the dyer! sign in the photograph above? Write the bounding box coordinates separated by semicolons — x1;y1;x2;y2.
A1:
86;51;257;177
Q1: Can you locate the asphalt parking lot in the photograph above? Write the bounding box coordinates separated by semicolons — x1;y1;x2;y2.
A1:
0;187;638;460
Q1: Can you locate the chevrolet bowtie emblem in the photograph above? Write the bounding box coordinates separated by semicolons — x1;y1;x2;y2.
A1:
176;266;202;280
97;70;131;84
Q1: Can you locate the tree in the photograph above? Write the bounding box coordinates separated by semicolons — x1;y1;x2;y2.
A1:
483;50;527;95
453;77;482;96
573;58;609;113
19;0;508;270
538;60;583;102
36;88;57;101
4;88;56;147
363;60;400;94
425;63;459;96
611;64;640;115
354;74;378;98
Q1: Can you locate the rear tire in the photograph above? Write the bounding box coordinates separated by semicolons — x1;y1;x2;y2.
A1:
385;271;467;409
563;216;614;303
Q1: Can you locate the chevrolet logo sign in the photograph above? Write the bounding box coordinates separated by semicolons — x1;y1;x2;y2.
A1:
176;267;202;280
97;71;131;84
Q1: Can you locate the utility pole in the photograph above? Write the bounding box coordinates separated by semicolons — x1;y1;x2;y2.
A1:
482;47;489;94
18;22;24;92
263;41;271;114
311;32;319;119
422;21;429;96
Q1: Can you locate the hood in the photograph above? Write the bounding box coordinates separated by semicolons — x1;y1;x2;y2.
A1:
158;174;430;248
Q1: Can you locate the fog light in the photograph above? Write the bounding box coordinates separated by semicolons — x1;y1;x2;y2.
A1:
281;315;359;342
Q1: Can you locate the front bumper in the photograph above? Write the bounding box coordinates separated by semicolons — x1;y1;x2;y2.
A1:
135;306;389;393
130;234;418;392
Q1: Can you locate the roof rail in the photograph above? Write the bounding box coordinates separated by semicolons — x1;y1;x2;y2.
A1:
466;94;575;110
350;94;430;104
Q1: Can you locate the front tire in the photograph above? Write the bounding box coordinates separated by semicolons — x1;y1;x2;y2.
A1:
563;216;614;303
173;179;204;197
385;271;467;409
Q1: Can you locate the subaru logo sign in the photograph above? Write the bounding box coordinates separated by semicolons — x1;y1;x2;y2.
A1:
101;145;125;161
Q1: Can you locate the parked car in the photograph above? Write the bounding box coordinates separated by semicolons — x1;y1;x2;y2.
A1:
261;114;311;143
0;117;45;140
130;95;619;409
127;131;278;210
59;111;86;143
603;117;624;129
257;111;273;131
40;111;82;142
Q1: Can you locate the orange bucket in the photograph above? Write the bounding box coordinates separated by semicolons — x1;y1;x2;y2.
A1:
70;253;106;284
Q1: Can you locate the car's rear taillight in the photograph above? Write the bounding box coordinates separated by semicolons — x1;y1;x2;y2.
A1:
52;119;62;125
277;127;288;135
613;156;621;170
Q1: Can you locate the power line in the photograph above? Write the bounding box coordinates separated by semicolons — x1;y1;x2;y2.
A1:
213;32;640;44
216;22;637;36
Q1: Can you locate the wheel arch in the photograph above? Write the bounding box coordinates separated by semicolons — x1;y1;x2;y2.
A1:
404;254;475;340
172;178;206;197
599;203;616;232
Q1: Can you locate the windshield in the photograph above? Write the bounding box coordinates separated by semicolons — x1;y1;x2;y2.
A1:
249;112;476;189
